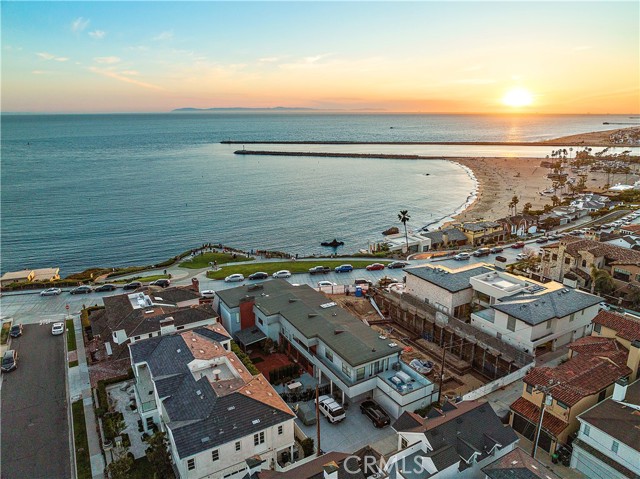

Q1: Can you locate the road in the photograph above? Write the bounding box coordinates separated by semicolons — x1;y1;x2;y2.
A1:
0;324;70;479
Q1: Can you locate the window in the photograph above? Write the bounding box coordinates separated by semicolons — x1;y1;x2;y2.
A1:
507;316;516;332
187;459;195;471
235;441;241;451
582;260;587;268
583;424;590;437
146;417;155;428
594;323;602;333
526;384;533;395
211;450;219;462
356;367;365;381
258;318;264;325
325;349;333;362
546;321;552;329
401;437;408;449
148;333;153;338
556;400;569;410
254;431;265;446
612;441;619;453
176;326;185;330
342;364;351;377
278;425;283;435
564;258;571;265
598;390;606;402
552;254;558;261
569;313;575;322
134;336;141;341
613;268;631;282
636;273;640;282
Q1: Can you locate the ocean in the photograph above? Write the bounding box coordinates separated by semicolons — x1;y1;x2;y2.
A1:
1;113;637;275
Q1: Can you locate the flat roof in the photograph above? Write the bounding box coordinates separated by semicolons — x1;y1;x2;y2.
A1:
406;264;493;293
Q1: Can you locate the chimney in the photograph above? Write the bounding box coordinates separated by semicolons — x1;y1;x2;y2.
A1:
612;377;629;402
160;317;175;335
627;340;640;382
191;277;200;292
323;462;339;479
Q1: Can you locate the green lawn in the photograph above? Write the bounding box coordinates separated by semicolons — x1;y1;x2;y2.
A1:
128;456;165;479
66;319;76;352
0;322;10;345
206;260;390;280
112;274;170;284
69;360;79;368
180;252;254;269
72;400;92;479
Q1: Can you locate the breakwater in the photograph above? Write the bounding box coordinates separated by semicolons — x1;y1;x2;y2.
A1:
234;150;443;160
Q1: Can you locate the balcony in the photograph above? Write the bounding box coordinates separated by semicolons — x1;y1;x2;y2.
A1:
472;308;495;324
134;365;157;413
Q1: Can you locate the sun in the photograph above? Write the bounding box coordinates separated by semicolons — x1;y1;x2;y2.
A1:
502;87;534;107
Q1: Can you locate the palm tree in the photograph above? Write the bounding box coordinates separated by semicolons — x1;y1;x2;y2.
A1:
551;195;561;207
522;202;532;214
398;210;410;251
511;195;519;216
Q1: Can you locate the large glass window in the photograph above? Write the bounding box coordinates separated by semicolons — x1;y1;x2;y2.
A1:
254;431;265;446
507;316;516;332
342;364;351;378
325;349;333;362
356;367;365;381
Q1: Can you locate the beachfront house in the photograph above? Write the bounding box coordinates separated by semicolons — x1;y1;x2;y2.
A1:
419;227;469;250
570;378;640;479
458;221;504;246
214;280;437;418
128;325;297;479
0;267;60;286
496;214;538;238
469;270;601;355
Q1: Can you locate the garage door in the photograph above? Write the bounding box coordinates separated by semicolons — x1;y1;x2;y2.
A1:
512;414;552;452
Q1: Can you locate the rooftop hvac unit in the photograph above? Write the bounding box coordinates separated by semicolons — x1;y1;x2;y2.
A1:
396;371;412;383
390;376;403;386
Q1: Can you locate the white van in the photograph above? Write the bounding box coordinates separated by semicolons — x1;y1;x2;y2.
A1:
318;395;346;423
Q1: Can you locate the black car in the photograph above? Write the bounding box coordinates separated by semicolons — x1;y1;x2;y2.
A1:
387;261;409;269
9;324;23;338
70;285;93;294
122;281;142;291
1;350;18;372
536;237;549;244
490;247;504;254
95;284;117;292
150;279;171;288
248;272;269;280
309;266;331;275
360;400;390;428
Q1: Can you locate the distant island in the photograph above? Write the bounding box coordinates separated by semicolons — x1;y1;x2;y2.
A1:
172;106;317;112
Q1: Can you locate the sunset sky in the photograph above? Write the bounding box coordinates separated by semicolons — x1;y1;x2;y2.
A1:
2;1;639;114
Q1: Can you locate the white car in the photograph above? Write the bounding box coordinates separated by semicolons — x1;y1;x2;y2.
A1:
224;274;245;283
454;253;471;261
200;290;215;298
272;270;292;278
318;395;346;423
317;281;337;287
40;288;62;296
515;253;528;261
51;322;65;335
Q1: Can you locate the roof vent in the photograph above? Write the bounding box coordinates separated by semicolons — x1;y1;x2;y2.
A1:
177;348;181;353
288;298;298;303
252;419;260;425
145;310;154;314
334;329;344;335
228;406;236;411
192;338;197;342
196;389;202;395
201;436;210;443
308;313;318;318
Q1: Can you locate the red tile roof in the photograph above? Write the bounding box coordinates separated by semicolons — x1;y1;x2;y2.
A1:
561;238;640;264
510;397;568;437
569;336;621;356
593;310;640;342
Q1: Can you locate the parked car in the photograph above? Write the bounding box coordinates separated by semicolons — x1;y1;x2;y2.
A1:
201;290;216;298
318;395;346;423
40;288;62;296
51;322;65;335
317;280;337;287
454;252;471;261
495;255;507;263
225;274;245;282
1;350;18;372
70;285;93;295
489;247;504;254
295;402;317;426
272;270;292;278
472;248;490;257
360;400;391;428
248;272;269;280
9;324;23;338
309;266;331;275
366;263;385;271
334;264;353;273
409;358;434;374
511;242;525;249
515;253;528;261
122;281;142;291
354;278;373;286
150;279;171;288
535;237;549;244
94;284;116;292
387;261;409;269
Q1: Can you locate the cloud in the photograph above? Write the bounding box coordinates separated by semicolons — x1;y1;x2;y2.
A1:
89;67;164;91
89;30;106;39
153;30;174;41
37;52;69;62
279;53;333;70
72;17;90;33
94;56;121;64
258;57;280;63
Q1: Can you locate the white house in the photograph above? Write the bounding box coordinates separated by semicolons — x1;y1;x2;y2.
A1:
571;377;640;479
128;324;297;479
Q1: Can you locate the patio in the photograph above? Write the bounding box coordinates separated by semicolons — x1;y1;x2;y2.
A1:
106;381;148;460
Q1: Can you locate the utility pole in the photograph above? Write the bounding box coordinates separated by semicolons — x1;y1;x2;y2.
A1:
437;343;447;404
315;384;321;457
532;381;557;459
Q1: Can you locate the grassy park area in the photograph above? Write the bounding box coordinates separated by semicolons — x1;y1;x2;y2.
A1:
180;252;254;269
206;260;389;280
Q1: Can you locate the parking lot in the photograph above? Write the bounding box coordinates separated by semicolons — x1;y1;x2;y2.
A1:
1;324;70;479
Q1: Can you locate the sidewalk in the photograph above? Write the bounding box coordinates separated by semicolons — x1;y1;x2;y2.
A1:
70;315;105;479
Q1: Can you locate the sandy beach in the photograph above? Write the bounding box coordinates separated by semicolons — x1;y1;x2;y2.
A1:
543;126;640;147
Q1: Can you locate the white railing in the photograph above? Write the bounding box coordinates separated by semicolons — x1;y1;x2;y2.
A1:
462;361;535;401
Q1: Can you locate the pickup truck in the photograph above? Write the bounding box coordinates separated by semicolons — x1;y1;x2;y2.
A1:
309;265;331;275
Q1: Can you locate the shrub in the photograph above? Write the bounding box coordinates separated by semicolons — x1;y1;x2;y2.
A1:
230;342;260;375
300;438;315;457
96;369;135;414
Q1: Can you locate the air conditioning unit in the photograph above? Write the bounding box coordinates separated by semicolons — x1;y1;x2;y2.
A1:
396;371;412;383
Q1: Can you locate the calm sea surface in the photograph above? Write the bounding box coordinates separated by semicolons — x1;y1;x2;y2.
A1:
1;113;638;274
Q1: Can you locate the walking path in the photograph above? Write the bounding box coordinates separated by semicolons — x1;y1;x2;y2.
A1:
70;315;105;479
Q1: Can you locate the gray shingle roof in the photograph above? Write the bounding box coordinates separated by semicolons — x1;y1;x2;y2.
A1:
493;288;602;325
421;228;468;244
462;221;501;232
406;265;493;293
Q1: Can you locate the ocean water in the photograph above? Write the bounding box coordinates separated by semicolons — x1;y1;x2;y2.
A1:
1;113;637;274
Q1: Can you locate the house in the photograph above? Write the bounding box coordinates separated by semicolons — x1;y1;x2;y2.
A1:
540;236;640;292
604;235;640;250
482;447;562;479
458;221;505;246
405;263;493;319
214;280;437;418
89;287;215;360
419;228;469;250
619;224;640;236
31;267;60;282
129;325;296;479
388;400;519;479
509;337;634;454
469;270;602;354
0;267;61;286
570;378;640;479
592;310;640;376
496;214;539;238
570;193;611;213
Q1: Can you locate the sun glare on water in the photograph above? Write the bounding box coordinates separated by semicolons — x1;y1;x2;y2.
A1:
502;87;534;107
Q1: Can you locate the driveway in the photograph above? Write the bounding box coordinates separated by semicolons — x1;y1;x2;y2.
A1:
0;324;70;479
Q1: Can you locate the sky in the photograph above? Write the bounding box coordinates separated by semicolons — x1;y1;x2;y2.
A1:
2;1;639;113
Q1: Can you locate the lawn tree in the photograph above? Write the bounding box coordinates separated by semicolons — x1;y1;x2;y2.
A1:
510;195;520;216
107;453;134;479
145;432;173;478
590;266;615;295
522;202;532;214
398;210;410;251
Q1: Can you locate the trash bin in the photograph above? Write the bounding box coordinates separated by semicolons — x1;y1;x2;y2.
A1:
355;286;363;297
551;453;559;464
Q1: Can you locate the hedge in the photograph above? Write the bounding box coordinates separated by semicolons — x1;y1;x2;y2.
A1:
230;342;260;376
96;368;135;417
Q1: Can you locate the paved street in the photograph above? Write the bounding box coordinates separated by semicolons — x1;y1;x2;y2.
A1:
1;324;70;479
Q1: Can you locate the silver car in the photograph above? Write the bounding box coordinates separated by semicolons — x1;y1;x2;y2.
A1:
40;288;62;296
